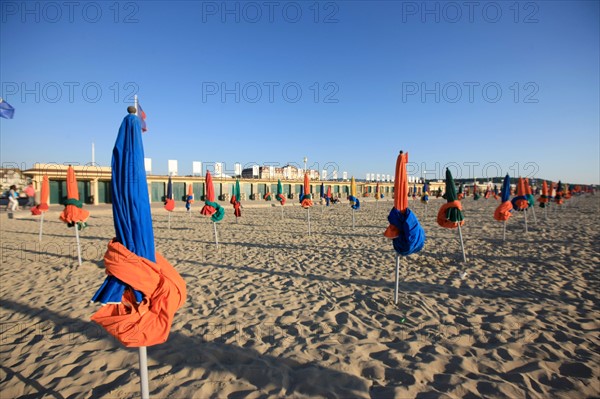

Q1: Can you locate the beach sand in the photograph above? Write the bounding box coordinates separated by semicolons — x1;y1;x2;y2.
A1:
1;195;599;398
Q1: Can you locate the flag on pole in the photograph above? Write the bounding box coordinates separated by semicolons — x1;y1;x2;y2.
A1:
137;103;147;132
0;98;15;119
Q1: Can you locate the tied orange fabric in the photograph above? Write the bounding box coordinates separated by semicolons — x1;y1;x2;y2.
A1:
301;198;313;208
383;224;400;239
513;198;528;210
436;201;464;228
164;198;175;211
60;206;90;224
494;201;513;221
91;240;187;347
457;193;464;200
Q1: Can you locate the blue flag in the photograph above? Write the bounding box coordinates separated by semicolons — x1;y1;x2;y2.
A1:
0;99;15;119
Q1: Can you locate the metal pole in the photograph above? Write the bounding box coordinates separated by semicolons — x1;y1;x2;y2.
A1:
524;209;528;233
139;346;150;399
168;212;171;230
531;202;537;223
39;213;44;242
213;222;219;248
457;223;466;263
503;220;506;241
394;253;400;304
74;224;82;267
352;209;355;229
307;208;311;236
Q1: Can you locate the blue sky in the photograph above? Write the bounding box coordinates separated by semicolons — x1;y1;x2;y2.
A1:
1;1;598;184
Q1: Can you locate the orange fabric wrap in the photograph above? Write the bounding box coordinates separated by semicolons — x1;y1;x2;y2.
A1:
436;200;464;228
301;198;313;208
393;152;408;212
164;198;175;211
494;201;513;221
383;224;400;239
91;240;187;347
514;198;528;210
60;205;90;224
40;175;50;209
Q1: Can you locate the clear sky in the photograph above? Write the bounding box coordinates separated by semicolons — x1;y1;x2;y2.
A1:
1;1;598;184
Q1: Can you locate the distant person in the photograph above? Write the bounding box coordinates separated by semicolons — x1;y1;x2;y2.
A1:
6;185;18;211
24;182;35;208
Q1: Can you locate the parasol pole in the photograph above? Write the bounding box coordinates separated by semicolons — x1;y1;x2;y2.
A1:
352;209;355;229
133;95;150;399
457;223;467;263
213;222;219;248
74;224;82;267
281;205;284;220
168;212;171;230
39;213;44;242
307;208;311;236
138;346;150;399
394;253;400;304
524;209;528;233
531;202;537;223
503;220;506;241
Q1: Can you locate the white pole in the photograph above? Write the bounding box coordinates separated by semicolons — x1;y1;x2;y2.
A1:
213;222;219;248
39;213;44;242
281;205;284;220
168;212;171;230
531;202;537;223
394;253;400;304
503;220;506;241
457;223;466;263
139;346;150;399
352;209;355;229
134;94;138;113
74;224;82;267
524;209;528;233
307;208;311;236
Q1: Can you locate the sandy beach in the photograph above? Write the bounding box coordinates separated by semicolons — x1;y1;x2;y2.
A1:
1;195;599;398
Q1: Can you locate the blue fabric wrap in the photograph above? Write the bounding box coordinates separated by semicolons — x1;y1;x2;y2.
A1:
388;208;425;256
91;114;154;304
166;176;172;201
185;195;193;210
299;186;303;204
320;184;324;198
501;175;511;203
511;195;528;211
348;195;360;210
326;197;330;206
